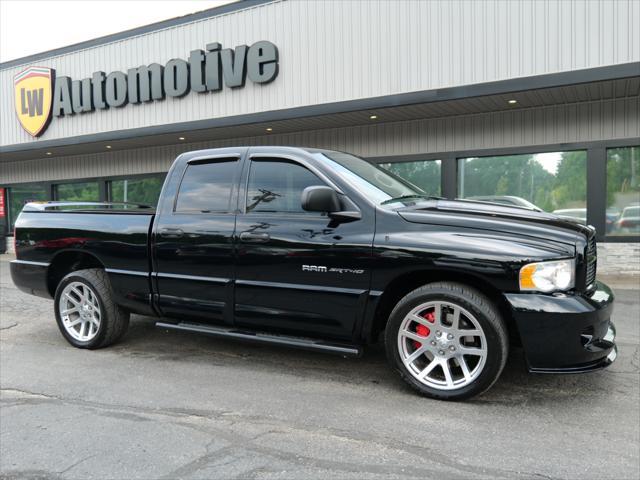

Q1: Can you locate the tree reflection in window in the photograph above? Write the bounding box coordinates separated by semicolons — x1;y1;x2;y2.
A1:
246;189;282;212
246;160;324;214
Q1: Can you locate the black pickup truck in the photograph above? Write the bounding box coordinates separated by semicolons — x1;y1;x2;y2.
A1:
11;146;617;400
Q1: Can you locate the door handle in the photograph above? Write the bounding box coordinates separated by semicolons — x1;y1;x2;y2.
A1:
159;228;184;239
239;231;270;243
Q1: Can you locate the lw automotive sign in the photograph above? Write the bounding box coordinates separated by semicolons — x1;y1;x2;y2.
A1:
14;66;54;137
13;41;279;137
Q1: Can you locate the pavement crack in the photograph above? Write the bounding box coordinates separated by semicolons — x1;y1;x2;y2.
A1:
58;453;98;475
0;322;18;330
159;442;234;479
1;388;58;400
1;387;518;479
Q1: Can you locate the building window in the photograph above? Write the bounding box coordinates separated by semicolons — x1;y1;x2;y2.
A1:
56;181;100;202
8;183;50;229
606;146;640;236
458;151;587;220
109;175;166;207
175;159;238;213
378;160;441;197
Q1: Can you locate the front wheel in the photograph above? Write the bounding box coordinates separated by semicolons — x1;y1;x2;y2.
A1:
54;268;129;349
385;282;508;400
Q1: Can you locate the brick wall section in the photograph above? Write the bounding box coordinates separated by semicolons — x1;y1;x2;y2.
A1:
4;237;640;276
596;243;640;276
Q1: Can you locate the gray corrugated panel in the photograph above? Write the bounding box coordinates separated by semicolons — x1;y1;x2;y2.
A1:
2;0;640;147
5;77;639;163
2;96;638;185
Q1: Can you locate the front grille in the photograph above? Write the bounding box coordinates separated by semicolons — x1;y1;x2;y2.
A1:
585;235;597;288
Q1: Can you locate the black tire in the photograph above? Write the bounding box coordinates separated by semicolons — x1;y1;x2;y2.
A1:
384;281;508;401
54;268;130;349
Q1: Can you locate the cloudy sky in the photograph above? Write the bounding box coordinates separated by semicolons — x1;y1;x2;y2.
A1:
0;0;231;62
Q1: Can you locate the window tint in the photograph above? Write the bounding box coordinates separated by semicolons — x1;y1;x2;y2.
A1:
175;159;237;213
246;160;325;213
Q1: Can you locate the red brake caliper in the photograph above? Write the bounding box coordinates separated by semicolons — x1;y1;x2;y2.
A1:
413;310;435;349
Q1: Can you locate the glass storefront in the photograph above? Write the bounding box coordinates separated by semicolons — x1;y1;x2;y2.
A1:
2;147;639;240
56;182;100;202
8;183;49;229
378;159;442;197
458;151;588;222
606;146;640;235
4;175;168;228
109;175;165;207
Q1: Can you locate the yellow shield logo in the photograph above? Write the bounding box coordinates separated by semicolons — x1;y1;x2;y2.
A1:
14;66;54;137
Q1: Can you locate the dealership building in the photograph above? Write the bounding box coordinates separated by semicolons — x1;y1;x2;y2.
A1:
1;0;639;271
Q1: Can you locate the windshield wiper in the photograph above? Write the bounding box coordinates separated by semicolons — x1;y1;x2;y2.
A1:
381;194;442;205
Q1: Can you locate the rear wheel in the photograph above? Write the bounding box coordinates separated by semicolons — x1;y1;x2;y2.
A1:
54;268;129;349
385;281;508;400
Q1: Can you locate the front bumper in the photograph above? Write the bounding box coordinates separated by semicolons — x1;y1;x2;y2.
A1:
504;281;616;373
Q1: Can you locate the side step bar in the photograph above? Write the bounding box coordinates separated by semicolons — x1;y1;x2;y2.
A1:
156;321;363;357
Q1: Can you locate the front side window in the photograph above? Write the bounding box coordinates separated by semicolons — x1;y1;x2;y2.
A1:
246;160;325;214
458;151;587;217
175;159;238;213
607;146;640;235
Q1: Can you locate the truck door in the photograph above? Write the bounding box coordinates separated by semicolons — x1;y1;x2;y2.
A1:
233;152;374;340
152;152;242;324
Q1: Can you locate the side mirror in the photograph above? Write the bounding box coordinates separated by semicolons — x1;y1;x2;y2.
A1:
301;186;341;213
301;186;362;224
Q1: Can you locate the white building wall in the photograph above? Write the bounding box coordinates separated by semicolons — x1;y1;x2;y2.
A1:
2;96;638;185
597;243;640;276
2;0;639;147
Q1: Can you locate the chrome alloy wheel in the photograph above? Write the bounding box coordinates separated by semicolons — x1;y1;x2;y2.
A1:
397;301;487;391
58;281;102;342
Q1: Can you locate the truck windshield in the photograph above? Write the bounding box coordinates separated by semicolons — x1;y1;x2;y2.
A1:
313;151;427;204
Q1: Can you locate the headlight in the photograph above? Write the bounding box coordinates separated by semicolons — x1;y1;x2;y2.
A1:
519;259;575;292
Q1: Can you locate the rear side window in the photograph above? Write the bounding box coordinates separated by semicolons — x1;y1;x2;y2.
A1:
246;159;325;213
175;159;238;213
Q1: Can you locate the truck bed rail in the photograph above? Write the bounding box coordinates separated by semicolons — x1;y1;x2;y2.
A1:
22;201;155;213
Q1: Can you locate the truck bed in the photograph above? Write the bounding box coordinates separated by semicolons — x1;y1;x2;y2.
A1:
12;202;155;315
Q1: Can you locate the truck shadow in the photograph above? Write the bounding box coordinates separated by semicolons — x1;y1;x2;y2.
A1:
111;314;635;406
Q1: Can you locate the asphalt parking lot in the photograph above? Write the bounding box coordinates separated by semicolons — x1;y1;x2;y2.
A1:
0;254;638;480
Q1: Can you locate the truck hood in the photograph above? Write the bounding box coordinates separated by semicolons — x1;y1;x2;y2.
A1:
396;199;593;247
